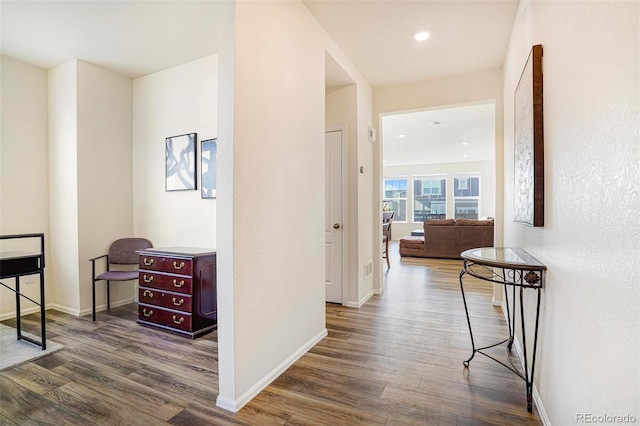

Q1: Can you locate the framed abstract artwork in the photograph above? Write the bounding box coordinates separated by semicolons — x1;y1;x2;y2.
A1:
514;45;544;227
201;138;217;199
165;133;197;191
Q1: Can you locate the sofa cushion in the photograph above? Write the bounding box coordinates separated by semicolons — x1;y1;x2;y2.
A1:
424;219;455;226
399;236;425;245
455;219;494;226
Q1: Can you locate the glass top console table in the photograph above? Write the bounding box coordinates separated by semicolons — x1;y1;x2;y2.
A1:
459;247;546;413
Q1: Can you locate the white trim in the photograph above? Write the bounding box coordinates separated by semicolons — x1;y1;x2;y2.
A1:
215;328;328;413
345;289;374;308
78;298;135;317
0;298;138;321
0;305;46;321
48;304;80;317
374;287;384;295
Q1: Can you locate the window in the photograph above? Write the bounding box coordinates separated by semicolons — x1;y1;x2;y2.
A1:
413;176;446;222
383;178;407;222
454;174;480;219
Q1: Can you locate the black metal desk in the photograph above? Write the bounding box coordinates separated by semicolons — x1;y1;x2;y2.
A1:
0;233;46;350
459;247;546;412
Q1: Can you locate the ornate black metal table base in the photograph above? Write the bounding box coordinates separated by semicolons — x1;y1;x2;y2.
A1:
459;247;546;413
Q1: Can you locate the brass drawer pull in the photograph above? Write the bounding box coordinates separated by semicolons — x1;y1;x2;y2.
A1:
172;297;184;307
143;275;154;283
143;290;154;298
173;279;185;288
173;261;185;270
142;308;153;317
172;315;184;325
143;258;154;266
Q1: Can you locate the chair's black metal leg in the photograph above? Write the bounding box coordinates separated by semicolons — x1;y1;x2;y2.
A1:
92;259;97;321
107;281;110;310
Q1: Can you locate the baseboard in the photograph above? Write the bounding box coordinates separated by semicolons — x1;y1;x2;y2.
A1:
215;327;328;413
0;306;46;321
501;304;550;425
345;289;374;308
374;287;384;295
78;298;135;318
48;304;80;317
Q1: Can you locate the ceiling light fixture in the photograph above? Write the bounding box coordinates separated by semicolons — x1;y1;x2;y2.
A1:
462;141;469;145
413;31;431;42
398;134;406;138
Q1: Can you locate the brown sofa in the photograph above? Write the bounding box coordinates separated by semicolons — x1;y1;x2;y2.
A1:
399;219;494;259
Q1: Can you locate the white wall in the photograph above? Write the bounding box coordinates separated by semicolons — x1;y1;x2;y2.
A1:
48;60;81;313
383;160;495;238
47;60;134;316
132;55;218;248
374;69;504;291
76;60;133;313
0;56;50;319
222;0;326;410
217;0;374;411
503;1;639;424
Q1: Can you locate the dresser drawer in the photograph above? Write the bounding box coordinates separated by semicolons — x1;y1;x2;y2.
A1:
139;255;193;276
138;287;192;313
139;305;192;332
139;272;193;294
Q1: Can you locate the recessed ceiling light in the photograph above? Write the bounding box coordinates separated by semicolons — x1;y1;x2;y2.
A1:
398;134;406;138
463;155;468;158
413;31;431;42
462;142;470;145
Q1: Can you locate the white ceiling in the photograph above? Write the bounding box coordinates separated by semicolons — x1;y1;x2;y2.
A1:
0;1;225;79
382;103;495;167
304;0;519;88
1;1;514;165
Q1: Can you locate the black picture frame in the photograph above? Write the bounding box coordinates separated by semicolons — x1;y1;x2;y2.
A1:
514;45;544;226
201;138;217;199
165;133;197;191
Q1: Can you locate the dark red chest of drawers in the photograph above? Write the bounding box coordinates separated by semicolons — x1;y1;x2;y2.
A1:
136;247;217;338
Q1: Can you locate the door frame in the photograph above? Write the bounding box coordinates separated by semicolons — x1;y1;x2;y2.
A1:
326;126;348;305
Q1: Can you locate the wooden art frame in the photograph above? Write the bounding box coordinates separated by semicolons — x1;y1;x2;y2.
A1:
514;45;544;226
165;133;197;191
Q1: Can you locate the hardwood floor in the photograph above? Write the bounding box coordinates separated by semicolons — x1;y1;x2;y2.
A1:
1;243;541;425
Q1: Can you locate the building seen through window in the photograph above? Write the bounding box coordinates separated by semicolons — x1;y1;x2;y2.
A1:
454;175;480;219
413;176;446;222
383;178;407;222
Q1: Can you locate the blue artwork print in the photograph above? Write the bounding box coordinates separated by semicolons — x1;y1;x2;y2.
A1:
166;133;196;191
201;139;217;199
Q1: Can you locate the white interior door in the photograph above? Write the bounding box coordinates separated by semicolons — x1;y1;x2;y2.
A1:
325;130;343;304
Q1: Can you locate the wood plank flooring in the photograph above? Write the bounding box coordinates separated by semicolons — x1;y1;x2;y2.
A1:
1;242;541;425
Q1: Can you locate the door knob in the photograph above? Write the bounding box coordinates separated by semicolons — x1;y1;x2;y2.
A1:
333;223;340;229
